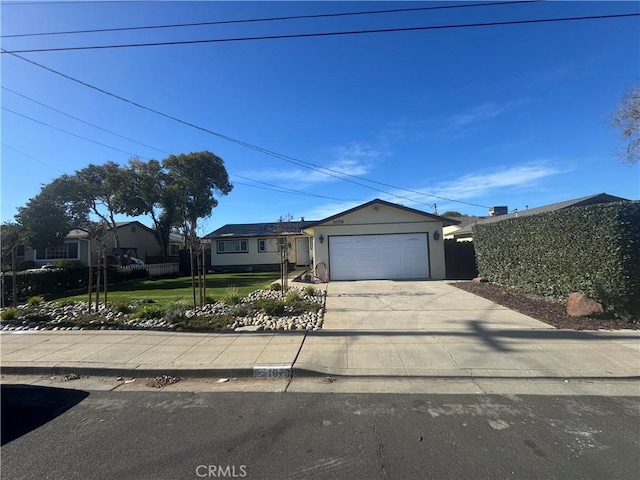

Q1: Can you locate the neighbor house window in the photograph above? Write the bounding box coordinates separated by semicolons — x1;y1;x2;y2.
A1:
170;244;181;256
217;240;248;254
35;242;79;260
258;239;267;252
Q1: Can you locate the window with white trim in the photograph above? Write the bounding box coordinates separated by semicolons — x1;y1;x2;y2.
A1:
170;243;181;256
217;240;248;254
35;242;80;260
258;239;267;252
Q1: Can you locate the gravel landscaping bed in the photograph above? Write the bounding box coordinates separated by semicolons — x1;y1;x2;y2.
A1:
0;286;326;333
453;281;639;330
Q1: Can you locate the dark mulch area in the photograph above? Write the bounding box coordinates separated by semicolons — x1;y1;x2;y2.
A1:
452;281;639;330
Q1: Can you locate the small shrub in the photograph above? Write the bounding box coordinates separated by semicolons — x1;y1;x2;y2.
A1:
205;295;216;304
228;303;255;317
221;286;242;305
304;285;317;296
285;290;301;304
270;283;282;291
134;304;165;319
27;295;45;305
53;260;83;269
253;298;285;316
115;302;131;314
164;301;189;323
1;308;18;320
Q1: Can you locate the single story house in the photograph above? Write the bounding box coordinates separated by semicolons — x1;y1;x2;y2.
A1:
20;221;182;267
205;220;315;272
443;192;630;242
206;199;458;280
303;199;458;280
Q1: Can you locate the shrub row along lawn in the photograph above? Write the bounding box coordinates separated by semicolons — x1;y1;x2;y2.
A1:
53;272;281;306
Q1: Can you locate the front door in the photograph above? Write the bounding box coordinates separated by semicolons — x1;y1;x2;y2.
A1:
296;237;311;266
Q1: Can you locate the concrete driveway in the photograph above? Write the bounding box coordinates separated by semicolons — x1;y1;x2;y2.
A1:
322;280;552;331
292;280;640;380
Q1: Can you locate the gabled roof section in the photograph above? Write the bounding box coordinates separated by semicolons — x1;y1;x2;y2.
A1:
205;220;316;239
307;198;460;226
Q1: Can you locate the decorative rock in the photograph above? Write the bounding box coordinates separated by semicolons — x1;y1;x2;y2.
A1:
472;276;488;283
566;293;604;317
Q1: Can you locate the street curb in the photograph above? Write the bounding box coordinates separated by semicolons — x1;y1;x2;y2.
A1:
3;365;638;382
1;365;270;379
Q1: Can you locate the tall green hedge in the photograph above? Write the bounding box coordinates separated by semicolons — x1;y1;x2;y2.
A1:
473;201;639;321
1;266;148;304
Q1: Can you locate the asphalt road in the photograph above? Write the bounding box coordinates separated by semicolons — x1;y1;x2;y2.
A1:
2;385;639;480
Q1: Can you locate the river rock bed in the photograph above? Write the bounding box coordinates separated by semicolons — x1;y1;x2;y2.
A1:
0;286;326;333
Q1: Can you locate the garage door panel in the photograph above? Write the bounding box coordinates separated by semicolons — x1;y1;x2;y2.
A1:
329;233;429;280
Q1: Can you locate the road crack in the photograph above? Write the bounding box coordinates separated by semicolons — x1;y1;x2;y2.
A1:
373;422;388;480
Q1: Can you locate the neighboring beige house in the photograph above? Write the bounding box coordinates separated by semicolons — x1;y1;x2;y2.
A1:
22;221;178;267
303;199;457;281
205;220;314;273
444;193;630;242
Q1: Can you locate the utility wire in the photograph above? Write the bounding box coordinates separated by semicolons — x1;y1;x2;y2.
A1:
2;49;490;209
0;84;358;202
0;93;354;202
2;106;150;160
1;1;542;38
2;142;65;173
2;12;638;54
2;86;171;156
231;173;356;202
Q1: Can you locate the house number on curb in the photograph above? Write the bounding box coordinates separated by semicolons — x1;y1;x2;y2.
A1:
253;366;292;378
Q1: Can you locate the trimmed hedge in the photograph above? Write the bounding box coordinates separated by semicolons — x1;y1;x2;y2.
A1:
1;266;148;304
474;201;639;321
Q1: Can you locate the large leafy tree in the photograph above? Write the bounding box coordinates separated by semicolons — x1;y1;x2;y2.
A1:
163;151;233;242
163;151;232;306
612;84;640;165
15;177;84;250
118;158;175;259
74;162;129;253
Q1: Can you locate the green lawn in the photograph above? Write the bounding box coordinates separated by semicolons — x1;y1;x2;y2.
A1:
56;272;280;305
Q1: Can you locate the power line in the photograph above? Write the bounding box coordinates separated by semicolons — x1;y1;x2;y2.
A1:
2;142;65;173
1;1;542;38
2;12;638;54
230;174;355;203
0;84;360;203
2;49;491;209
2;86;171;156
2;106;150;160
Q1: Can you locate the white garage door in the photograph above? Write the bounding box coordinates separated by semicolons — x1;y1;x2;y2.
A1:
329;233;429;280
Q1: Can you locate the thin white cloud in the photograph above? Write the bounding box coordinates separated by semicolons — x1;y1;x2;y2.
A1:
378;162;568;208
449;102;509;128
241;142;385;186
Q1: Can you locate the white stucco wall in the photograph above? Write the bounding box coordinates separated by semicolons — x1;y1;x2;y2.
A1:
306;202;447;280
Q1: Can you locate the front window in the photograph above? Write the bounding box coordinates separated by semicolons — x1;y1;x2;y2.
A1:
258;239;267;252
217;240;248;254
35;242;80;260
170;243;181;256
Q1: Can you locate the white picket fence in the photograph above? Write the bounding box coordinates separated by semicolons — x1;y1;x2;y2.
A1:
121;262;179;277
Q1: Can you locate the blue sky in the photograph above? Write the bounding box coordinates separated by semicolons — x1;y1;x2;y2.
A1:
1;0;638;236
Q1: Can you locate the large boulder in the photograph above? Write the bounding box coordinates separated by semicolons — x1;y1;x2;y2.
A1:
566;293;604;317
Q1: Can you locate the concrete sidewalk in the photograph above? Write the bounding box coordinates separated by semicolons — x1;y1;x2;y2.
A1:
1;281;638;380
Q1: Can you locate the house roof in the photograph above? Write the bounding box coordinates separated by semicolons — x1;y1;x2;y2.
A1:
454;192;630;236
307;198;460;227
65;221;158;239
205;220;316;239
